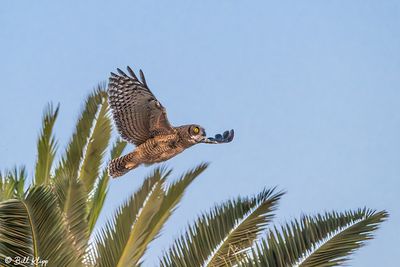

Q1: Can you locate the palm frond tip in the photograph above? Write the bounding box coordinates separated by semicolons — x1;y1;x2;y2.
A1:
241;209;388;267
161;187;284;267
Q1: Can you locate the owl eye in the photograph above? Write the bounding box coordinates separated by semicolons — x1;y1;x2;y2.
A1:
193;127;200;134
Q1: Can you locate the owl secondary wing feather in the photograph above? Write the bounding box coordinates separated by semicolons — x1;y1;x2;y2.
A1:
108;67;173;146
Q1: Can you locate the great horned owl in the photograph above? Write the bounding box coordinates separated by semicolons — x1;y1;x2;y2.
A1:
108;66;234;178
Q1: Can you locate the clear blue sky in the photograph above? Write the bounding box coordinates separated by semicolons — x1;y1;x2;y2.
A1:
1;1;399;266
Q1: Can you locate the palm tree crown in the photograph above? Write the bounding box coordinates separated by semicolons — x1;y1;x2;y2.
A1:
0;87;388;267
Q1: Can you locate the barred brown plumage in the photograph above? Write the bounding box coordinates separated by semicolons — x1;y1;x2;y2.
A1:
108;151;138;177
108;66;235;178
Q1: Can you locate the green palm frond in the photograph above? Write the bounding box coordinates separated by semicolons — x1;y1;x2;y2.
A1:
0;166;27;201
0;200;31;265
87;139;127;233
55;88;105;181
135;163;208;265
34;103;59;185
48;87;109;260
78;88;112;192
0;187;80;267
53;174;89;259
161;187;283;267
94;168;168;267
115;174;166;267
242;209;388;267
0;172;14;201
94;164;207;267
206;188;284;267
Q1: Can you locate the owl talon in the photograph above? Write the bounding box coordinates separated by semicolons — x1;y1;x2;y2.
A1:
215;134;223;141
223;130;230;139
227;129;234;142
203;129;234;144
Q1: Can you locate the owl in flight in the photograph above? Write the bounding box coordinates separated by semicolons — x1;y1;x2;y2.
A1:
108;66;234;178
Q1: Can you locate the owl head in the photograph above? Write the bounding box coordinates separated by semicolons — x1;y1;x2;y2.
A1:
182;124;207;144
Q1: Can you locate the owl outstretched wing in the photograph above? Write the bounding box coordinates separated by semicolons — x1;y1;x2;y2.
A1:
108;66;173;146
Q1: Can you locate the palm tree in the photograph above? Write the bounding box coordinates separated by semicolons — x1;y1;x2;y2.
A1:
0;87;388;267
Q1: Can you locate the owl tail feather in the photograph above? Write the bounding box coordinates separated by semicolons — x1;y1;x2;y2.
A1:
108;152;139;178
